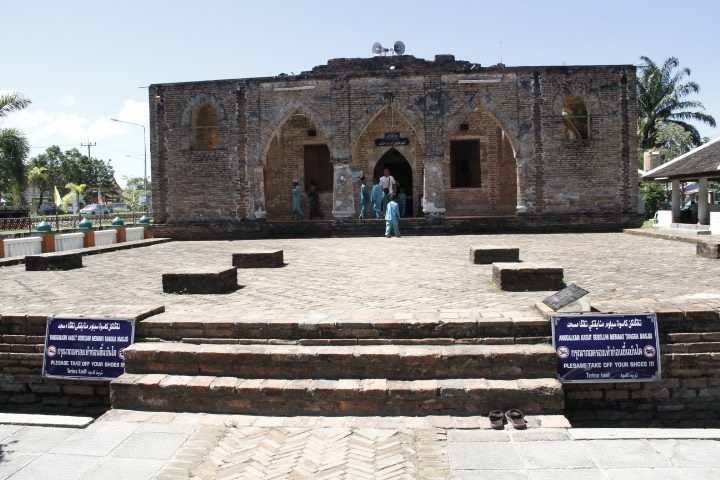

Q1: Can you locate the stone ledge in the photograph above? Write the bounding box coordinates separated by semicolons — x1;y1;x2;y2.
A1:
697;242;720;259
123;342;556;379
232;250;284;268
470;246;520;264
492;263;565;292
162;267;238;294
25;252;82;271
110;374;564;416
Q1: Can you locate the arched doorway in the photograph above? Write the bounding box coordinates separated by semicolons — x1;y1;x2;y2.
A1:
374;148;414;216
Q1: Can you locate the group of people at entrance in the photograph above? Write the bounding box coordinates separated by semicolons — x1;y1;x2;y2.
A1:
291;179;321;220
358;168;403;238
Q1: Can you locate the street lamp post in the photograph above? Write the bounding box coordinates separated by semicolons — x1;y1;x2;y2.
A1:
111;118;148;210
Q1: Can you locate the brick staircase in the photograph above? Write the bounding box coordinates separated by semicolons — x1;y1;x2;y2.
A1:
110;311;564;416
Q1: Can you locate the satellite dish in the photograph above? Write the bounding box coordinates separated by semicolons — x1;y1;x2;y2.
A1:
393;41;405;56
372;42;383;55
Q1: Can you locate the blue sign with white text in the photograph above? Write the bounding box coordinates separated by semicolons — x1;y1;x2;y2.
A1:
43;316;135;380
552;313;660;383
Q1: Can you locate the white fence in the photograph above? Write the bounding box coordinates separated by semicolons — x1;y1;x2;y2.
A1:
93;229;117;247
125;227;145;242
55;232;85;252
3;237;42;258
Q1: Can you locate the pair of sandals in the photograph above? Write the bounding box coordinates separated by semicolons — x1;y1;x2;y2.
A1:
489;409;527;430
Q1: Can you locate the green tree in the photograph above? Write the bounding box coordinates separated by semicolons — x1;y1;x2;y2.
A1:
65;182;87;213
121;175;150;211
640;182;668;218
637;56;716;151
27;165;49;210
0;93;31;205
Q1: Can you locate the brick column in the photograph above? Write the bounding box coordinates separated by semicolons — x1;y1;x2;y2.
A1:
83;230;96;248
40;233;56;253
116;227;127;243
422;156;446;217
331;160;355;219
143;226;152;239
0;239;4;258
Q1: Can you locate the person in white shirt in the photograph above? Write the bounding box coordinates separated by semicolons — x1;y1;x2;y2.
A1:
378;168;396;196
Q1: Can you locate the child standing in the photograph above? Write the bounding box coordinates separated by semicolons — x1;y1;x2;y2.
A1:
384;194;401;238
291;180;304;219
370;178;383;218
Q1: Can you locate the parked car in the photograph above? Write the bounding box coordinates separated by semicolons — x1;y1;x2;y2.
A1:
37;203;64;215
79;204;111;215
110;203;129;213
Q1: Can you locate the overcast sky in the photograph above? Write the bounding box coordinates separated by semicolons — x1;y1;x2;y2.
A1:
2;0;718;187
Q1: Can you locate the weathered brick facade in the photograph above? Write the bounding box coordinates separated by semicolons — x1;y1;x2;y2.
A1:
149;54;639;230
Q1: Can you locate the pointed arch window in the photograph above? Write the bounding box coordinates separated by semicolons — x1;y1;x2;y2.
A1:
192;103;220;149
562;95;590;139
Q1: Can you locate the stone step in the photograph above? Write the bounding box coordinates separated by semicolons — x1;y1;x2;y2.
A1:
124;342;556;379
110;374;564;416
136;315;550;342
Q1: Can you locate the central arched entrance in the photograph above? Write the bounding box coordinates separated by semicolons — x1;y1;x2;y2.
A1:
374;148;414;216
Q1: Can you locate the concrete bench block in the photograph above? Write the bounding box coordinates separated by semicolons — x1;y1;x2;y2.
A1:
232;250;284;268
25;252;83;271
697;242;720;259
492;262;565;292
470;246;520;264
162;267;238;294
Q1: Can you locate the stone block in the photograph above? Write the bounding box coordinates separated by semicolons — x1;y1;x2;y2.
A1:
470;246;519;264
162;267;238;294
232;250;284;268
25;252;83;271
492;263;565;292
697;242;720;259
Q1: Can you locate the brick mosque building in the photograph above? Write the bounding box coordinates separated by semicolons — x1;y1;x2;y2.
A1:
148;53;642;238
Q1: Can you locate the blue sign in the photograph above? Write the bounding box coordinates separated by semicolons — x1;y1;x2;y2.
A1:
43;316;135;380
552;313;660;383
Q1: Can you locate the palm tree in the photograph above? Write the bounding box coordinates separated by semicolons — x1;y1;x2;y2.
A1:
637;56;716;151
0;93;31;205
65;182;87;213
27;165;48;211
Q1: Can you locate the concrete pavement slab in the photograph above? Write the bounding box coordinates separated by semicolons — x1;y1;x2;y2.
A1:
0;425;22;442
570;428;720;440
649;439;720;467
583;439;671;469
454;471;529;479
528;470;605;480
77;457;165;480
449;441;522;470
109;431;189;460
603;468;685;480
0;452;38;480
8;453;98;480
2;426;76;453
678;467;720;480
514;440;596;469
48;428;134;456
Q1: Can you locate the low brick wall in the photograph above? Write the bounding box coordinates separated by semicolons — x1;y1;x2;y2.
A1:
0;315;109;415
564;308;720;427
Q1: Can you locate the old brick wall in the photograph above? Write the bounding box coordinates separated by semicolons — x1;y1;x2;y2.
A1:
150;56;638;225
564;309;720;427
0;315;109;415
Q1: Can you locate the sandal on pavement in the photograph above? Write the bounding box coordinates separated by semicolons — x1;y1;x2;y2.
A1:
488;410;505;430
505;409;527;430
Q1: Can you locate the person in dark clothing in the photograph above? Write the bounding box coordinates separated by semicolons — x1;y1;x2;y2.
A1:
307;179;321;219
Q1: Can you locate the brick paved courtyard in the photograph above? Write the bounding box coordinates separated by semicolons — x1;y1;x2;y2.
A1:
2;232;718;318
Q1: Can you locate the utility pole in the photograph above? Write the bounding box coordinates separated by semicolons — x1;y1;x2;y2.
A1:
81;139;96;161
